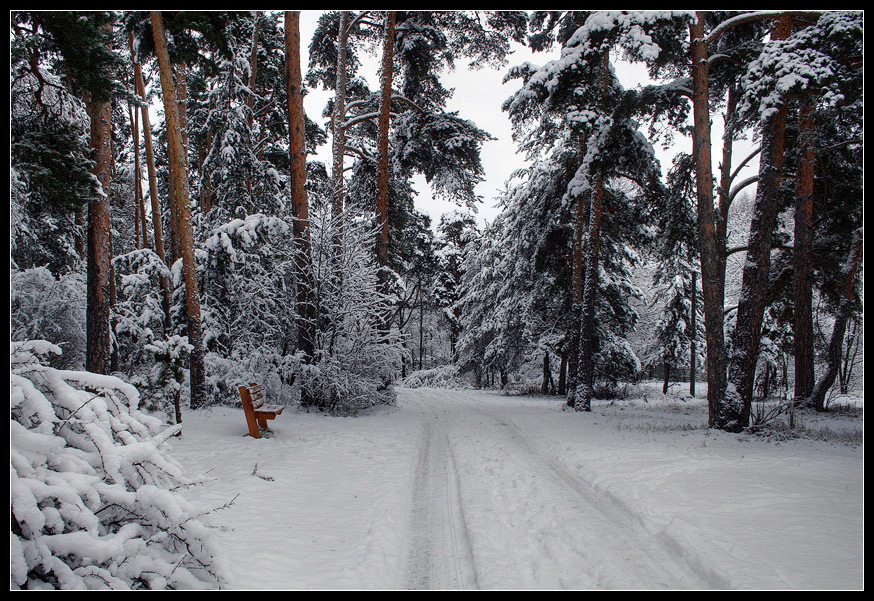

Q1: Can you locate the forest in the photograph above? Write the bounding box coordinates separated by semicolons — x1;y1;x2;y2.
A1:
10;11;863;590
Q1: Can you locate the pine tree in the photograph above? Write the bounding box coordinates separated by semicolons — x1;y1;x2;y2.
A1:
286;11;317;365
504;12;663;409
150;11;206;409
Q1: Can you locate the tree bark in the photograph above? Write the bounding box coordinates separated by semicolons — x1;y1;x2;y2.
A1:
574;175;605;412
247;11;261;131
689;269;697;397
331;11;350;261
285;11;316;366
573;50;610;413
724;14;794;431
84;28;113;376
689;13;728;427
541;351;554;395
806;228;862;411
131;31;172;328
792;97;816;402
151;11;206;409
375;11;397;333
565;138;588;407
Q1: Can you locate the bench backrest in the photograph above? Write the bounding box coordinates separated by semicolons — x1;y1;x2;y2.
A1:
246;382;266;409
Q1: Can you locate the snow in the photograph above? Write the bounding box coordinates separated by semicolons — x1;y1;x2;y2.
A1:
168;385;863;590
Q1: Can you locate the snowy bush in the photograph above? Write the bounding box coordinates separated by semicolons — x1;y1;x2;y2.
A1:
10;341;226;589
205;349;299;407
301;208;404;413
10;267;86;370
401;365;472;390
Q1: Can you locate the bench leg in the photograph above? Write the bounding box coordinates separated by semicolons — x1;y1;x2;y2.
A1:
246;415;261;438
257;416;268;429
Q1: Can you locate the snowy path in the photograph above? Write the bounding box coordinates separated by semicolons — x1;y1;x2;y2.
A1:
169;387;863;590
400;389;712;589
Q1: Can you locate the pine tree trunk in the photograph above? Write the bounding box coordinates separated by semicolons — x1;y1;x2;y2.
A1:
806;228;862;411
129;104;149;248
331;11;350;262
573;50;610;413
151;11;206;410
723;15;793;431
690;269;697;397
689;13;728;427
247;12;261;131
375;11;397;333
793;97;816;402
541;351;551;394
131;33;172;329
566;143;587;407
285;11;316;367
419;274;425;371
574;175;605;412
84;49;113;375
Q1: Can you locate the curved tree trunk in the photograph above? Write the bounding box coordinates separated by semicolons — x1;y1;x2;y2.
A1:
723;14;794;431
806;228;862;411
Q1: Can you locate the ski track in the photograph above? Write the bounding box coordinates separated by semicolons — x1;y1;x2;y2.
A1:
400;387;722;589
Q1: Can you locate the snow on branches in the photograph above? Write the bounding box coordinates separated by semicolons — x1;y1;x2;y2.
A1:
739;11;863;122
10;341;226;589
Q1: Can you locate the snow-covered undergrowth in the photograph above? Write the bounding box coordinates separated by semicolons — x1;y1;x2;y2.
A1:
10;341;226;590
401;365;471;389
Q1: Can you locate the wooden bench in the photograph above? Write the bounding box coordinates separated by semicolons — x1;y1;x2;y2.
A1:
238;382;284;438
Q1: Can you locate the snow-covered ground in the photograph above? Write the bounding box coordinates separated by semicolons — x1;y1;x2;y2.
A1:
169;385;863;590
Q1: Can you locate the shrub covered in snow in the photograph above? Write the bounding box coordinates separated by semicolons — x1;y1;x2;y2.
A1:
401;365;472;390
10;267;86;370
10;341;226;589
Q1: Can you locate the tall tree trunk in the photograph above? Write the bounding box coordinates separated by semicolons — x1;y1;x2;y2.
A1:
566;138;588;407
690;269;697;397
247;11;261;131
689;13;728;427
84;32;113;375
285;11;316;367
199;81;215;213
151;10;206;410
331;11;350;263
574;175;605;412
131;31;172;328
793;96;816;402
573;50;610;413
806;228;862;411
418;273;425;370
129;104;149;248
724;15;794;431
375;10;397;333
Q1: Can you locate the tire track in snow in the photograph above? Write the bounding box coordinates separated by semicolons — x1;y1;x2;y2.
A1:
404;412;478;589
464;399;730;589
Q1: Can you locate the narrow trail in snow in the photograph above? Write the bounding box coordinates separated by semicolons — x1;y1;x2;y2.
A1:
400;388;720;589
404;403;478;589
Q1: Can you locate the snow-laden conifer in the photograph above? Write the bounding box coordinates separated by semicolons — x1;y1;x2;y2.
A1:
10;341;226;589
